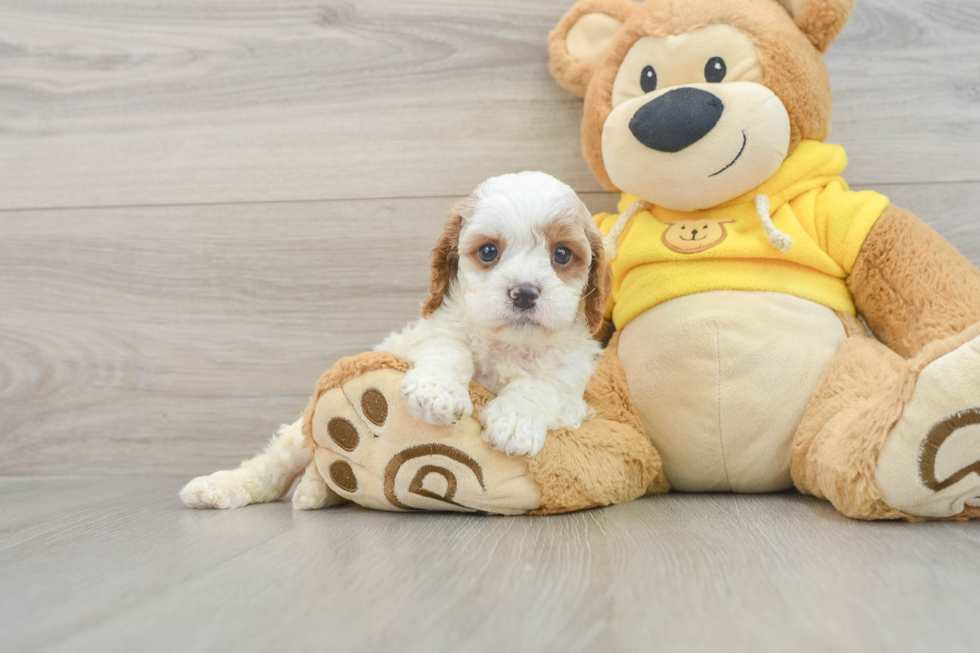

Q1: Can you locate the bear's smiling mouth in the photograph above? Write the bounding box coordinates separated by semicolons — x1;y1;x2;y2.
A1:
679;234;707;242
709;131;748;178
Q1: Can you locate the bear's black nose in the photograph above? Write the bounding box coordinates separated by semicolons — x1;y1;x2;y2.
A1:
629;87;724;153
509;284;539;311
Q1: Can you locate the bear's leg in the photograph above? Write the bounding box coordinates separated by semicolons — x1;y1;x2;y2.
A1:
303;334;667;515
792;325;980;521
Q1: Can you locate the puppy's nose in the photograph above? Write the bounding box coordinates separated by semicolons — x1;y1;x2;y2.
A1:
509;284;540;310
629;87;724;153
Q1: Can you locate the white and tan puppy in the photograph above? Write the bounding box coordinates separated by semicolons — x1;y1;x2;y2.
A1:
180;171;610;510
385;171;609;455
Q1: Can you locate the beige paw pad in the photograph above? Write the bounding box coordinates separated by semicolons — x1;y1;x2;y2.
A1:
877;334;980;518
308;367;541;514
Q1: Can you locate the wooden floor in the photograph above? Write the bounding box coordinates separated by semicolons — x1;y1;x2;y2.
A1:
3;477;980;653
1;0;979;651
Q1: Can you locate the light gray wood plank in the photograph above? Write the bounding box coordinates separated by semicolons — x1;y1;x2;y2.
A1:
831;1;980;184
2;183;978;476
0;192;618;476
0;0;977;211
1;477;978;653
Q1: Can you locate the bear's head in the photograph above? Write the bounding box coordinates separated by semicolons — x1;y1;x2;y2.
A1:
549;0;855;211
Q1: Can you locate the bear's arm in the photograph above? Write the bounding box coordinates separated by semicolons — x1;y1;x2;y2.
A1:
847;204;980;358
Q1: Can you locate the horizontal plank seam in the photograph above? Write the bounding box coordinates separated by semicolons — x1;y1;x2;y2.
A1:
1;180;977;214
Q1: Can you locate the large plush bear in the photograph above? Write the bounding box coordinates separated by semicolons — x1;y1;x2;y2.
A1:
184;0;980;521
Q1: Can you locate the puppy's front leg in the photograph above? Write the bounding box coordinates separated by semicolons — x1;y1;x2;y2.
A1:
480;378;590;457
400;336;475;425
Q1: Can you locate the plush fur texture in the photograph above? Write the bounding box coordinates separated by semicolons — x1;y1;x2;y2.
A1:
381;172;607;457
295;336;665;515
549;0;638;97
181;416;322;510
584;225;613;333
182;352;416;510
421;208;464;319
546;0;980;521
848;204;980;359
783;0;857;53
302;352;415;448
183;0;980;522
550;0;840;191
181;173;612;508
790;334;911;520
793;322;980;521
527;332;669;514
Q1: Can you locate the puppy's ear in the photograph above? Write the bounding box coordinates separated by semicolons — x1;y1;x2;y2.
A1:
421;201;467;318
549;0;635;97
776;0;856;53
584;224;613;335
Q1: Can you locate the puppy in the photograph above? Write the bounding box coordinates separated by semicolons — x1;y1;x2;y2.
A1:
180;171;610;510
382;170;610;455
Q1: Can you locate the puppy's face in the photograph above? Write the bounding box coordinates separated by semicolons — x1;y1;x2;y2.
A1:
422;172;609;335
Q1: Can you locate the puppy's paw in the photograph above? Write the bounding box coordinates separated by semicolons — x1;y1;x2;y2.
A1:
555;397;592;429
179;471;253;510
400;369;473;425
291;477;330;510
480;395;547;457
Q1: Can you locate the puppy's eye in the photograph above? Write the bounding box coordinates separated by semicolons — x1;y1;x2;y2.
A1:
478;244;498;262
640;65;658;93
553;247;572;265
705;57;726;83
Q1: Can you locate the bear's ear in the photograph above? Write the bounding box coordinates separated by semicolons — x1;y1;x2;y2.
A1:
549;0;636;97
777;0;856;53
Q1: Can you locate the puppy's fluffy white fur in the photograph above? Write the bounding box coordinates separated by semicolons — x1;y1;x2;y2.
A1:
180;172;609;510
383;171;606;455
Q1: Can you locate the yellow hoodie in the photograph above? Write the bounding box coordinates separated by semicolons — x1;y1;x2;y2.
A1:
594;140;890;329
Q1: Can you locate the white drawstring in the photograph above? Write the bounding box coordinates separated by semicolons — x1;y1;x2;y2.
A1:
754;194;793;253
606;196;793;260
603;200;645;261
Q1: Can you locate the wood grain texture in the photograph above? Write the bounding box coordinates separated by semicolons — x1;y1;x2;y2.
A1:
0;0;978;210
2;3;979;649
2;477;979;653
0;193;618;475
1;184;978;476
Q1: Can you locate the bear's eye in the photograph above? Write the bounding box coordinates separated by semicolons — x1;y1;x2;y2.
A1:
705;57;727;83
640;65;658;93
553;247;572;265
478;244;498;262
681;226;686;230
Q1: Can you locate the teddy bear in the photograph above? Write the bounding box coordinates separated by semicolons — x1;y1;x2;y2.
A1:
294;0;980;521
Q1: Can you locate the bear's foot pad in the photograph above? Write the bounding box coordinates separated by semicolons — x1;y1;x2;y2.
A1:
309;367;541;514
877;333;980;518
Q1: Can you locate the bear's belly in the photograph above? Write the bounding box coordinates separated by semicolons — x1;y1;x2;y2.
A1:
619;291;847;493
